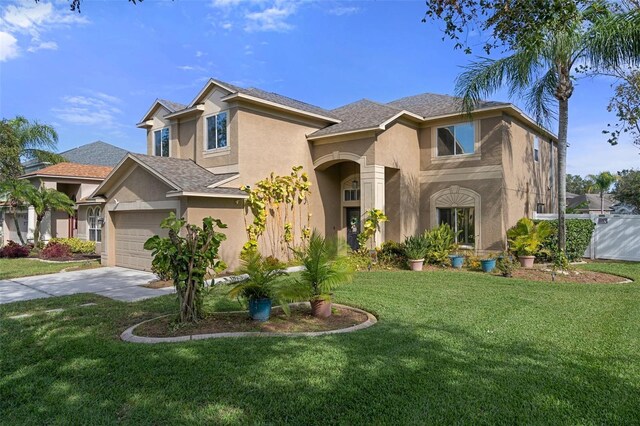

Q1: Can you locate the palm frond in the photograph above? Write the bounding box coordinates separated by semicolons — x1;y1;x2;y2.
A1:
585;9;640;70
525;69;558;125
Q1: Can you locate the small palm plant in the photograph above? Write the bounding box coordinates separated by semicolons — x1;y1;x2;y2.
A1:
507;218;552;267
294;230;353;318
228;251;290;321
27;181;75;244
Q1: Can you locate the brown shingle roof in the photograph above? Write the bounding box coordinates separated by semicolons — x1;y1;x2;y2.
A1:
22;162;112;179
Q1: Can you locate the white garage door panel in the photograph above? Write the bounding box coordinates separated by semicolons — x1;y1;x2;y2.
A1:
114;211;170;271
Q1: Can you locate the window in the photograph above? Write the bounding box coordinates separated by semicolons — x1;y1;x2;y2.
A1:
534;137;540;162
437;207;475;245
154;128;170;157
437;123;475;156
206;111;228;151
536;203;545;214
88;207;102;242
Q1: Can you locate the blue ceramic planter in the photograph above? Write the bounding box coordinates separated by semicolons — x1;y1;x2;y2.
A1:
481;259;496;273
450;255;464;269
248;298;272;321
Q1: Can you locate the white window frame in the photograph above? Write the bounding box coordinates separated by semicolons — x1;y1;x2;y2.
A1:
88;207;102;242
203;110;230;153
432;121;481;161
153;127;170;157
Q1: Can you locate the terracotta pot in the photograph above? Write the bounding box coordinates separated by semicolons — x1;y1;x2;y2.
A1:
519;255;535;268
408;259;425;271
310;299;332;318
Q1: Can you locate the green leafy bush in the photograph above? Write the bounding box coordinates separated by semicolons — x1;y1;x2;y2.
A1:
496;252;518;277
378;240;407;268
534;219;595;262
507;218;552;257
403;235;429;260
424;224;457;264
50;237;96;254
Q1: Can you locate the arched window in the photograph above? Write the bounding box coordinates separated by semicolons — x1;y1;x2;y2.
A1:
88;207;102;242
430;186;481;247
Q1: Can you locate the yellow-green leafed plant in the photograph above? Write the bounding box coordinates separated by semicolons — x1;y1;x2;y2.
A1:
357;208;388;251
507;217;552;257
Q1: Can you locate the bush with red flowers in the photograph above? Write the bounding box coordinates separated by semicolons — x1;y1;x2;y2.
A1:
41;241;72;259
0;241;31;258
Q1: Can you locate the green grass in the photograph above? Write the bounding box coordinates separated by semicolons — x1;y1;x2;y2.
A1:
1;263;639;424
0;258;100;280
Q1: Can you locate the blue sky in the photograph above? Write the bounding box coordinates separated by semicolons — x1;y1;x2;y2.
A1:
1;0;638;176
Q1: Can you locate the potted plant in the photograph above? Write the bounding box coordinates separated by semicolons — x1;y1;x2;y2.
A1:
403;235;428;271
480;254;497;273
507;217;552;268
228;251;289;321
448;243;464;269
294;231;353;318
496;251;517;277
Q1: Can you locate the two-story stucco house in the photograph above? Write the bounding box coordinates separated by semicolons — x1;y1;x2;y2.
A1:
89;78;557;271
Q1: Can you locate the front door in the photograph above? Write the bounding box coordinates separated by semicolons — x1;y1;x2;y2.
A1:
346;207;361;251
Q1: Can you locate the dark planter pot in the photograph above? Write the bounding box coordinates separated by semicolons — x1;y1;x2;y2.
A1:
248;298;272;321
449;255;464;269
481;259;496;273
310;298;332;318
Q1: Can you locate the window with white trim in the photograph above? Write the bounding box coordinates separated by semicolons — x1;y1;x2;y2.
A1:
437;207;475;245
154;127;170;157
206;111;228;151
437;123;475;156
88;207;102;242
534;137;540;162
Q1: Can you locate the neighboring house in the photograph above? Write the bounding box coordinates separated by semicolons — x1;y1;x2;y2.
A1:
1;141;129;249
89;78;558;271
611;202;639;215
567;193;616;214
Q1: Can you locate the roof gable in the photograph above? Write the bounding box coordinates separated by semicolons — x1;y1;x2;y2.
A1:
21;162;113;180
60;141;129;167
387;93;508;118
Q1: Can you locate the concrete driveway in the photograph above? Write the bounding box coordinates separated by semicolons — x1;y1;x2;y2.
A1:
0;267;175;305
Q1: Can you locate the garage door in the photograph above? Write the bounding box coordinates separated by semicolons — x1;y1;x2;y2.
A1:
113;210;171;271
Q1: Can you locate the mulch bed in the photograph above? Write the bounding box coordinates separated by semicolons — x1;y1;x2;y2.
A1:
30;254;101;262
143;279;173;289
134;304;369;338
503;267;629;284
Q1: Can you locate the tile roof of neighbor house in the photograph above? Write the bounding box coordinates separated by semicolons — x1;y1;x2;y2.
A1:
130;154;244;196
567;193;616;212
60;141;130;168
22;162;113;179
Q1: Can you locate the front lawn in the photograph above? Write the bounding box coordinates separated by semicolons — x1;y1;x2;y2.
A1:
0;258;101;280
1;263;639;424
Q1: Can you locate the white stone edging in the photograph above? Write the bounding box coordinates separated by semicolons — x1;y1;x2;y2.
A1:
120;302;377;344
205;265;305;286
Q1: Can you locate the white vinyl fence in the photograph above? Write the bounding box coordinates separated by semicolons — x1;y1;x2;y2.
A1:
535;213;640;262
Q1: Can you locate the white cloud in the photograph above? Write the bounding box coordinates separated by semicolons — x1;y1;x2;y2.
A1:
328;6;360;16
52;92;124;127
178;65;205;71
0;31;18;61
0;1;89;60
195;50;204;57
27;40;57;52
209;0;299;33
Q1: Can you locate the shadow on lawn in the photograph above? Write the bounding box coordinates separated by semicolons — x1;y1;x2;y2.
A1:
2;302;639;424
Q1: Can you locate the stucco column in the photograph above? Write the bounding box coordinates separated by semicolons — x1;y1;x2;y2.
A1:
27;206;36;243
41;211;52;242
360;163;385;248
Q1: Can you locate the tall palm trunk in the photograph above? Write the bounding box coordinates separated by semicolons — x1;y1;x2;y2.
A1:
555;63;573;254
33;214;44;244
600;192;605;214
10;205;26;245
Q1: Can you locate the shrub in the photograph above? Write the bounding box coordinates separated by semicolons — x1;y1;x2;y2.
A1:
41;241;72;259
403;235;429;260
50;237;96;254
0;241;30;258
496;252;518;277
507;217;552;257
378;240;407;268
534;219;595;262
424;224;458;264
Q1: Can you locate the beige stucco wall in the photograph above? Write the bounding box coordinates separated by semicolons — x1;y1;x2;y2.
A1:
109;166;172;203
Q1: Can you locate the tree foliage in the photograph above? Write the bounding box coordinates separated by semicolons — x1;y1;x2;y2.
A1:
603;68;640;148
0;179;33;245
144;212;227;323
26;181;75;244
0;116;63;181
612;169;640;209
587;171;618;214
566;174;593;194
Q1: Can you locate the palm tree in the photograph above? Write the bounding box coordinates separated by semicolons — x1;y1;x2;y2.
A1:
588;171;618;214
0;179;35;245
455;5;640;253
25;181;75;244
0;116;64;181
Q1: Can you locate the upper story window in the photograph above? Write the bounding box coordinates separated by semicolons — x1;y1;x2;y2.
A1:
437;123;475;157
534;137;540;162
206;111;228;151
154;127;170;157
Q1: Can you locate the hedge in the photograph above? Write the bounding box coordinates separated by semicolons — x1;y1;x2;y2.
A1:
49;237;96;254
535;219;595;262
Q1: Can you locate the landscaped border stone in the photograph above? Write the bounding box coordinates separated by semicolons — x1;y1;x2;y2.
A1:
120;302;377;344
